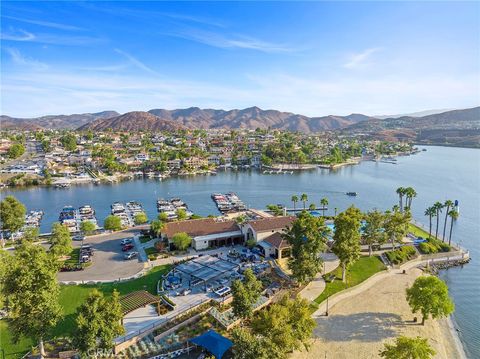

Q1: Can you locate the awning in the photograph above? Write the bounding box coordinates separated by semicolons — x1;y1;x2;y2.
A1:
190;330;233;359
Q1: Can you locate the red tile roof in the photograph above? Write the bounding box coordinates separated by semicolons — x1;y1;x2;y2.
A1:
163;218;239;238
248;216;295;232
264;232;290;249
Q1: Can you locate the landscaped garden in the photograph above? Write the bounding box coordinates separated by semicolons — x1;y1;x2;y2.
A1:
418;237;451;254
385;245;417;265
408;223;431;239
312;255;386;310
1;264;171;358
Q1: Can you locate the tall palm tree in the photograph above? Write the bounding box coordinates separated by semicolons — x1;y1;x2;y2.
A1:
396;187;406;212
320;197;329;217
448;209;459;246
405;187;417;210
291;195;299;212
334;207;338;217
300;193;308;210
433;201;444;240
424;206;436;239
442;200;454;241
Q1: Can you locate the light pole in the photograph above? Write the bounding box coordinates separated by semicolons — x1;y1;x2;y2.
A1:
326;296;329;316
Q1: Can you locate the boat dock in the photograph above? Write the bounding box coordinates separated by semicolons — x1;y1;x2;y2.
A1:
211;192;247;214
59;205;98;233
111;201;144;227
157;197;193;220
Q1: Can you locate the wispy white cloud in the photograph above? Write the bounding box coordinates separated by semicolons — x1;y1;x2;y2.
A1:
0;29;36;41
169;29;295;53
4;48;49;70
3;15;84;31
344;48;380;69
114;49;159;75
1;28;104;45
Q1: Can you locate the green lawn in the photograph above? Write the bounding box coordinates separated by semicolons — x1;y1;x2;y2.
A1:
313;256;386;308
1;264;171;358
408;223;432;239
139;235;153;244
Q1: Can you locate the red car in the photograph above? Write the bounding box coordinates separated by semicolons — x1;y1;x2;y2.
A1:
122;243;134;251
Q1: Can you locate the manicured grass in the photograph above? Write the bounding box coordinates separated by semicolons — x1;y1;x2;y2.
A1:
145;247;159;256
1;264;171;358
408;223;431;239
64;248;80;266
313;256;386;307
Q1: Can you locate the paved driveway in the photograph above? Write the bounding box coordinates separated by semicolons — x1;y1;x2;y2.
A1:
57;228;145;282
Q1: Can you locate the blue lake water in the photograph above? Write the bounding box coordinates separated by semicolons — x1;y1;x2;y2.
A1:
2;145;479;356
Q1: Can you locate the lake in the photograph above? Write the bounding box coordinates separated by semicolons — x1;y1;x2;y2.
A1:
2;145;479;356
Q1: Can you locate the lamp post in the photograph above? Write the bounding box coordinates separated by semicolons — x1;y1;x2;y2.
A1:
326;296;329;316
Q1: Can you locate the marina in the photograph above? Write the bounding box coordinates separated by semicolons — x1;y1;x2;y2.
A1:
111;201;145;227
156;197;193;220
58;205;98;233
211;192;247;214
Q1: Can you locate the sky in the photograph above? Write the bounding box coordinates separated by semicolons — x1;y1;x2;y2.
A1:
1;1;479;118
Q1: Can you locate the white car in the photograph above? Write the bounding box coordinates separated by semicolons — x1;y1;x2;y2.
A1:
124;251;138;260
120;238;133;246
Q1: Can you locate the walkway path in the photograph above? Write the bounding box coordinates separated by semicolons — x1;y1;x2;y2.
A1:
299;252;339;302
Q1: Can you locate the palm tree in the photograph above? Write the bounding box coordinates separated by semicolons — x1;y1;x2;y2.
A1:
442;200;454;241
424;206;436;239
396;187;406;212
320;197;329;217
291;195;299;212
433;201;444;240
405;187;417;210
448;210;459;246
309;203;316;211
300;193;308;210
334;207;338;217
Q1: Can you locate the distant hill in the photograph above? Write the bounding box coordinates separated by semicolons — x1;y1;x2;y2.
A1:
79;111;186;132
374;108;455;119
343;107;480;147
0;111;119;130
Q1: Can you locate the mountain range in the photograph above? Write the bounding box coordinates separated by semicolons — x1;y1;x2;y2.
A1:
2;106;479;147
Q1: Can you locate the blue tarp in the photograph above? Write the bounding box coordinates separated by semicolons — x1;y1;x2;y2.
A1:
190;330;233;359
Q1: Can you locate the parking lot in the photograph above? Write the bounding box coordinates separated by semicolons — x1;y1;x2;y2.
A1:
57;228;145;282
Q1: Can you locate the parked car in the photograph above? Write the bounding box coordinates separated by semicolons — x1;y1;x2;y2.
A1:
73;234;85;241
120;238;133;245
122;243;134;251
124;251;138;260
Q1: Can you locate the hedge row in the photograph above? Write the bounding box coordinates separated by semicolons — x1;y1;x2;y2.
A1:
418;238;450;254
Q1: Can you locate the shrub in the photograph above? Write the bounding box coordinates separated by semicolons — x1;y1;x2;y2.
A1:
418;238;451;254
386;246;416;264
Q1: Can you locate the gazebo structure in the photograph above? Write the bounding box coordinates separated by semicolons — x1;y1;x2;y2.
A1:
119;290;161;324
190;330;233;359
173;255;239;291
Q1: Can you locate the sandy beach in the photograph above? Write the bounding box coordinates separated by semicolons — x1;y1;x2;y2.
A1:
292;268;467;359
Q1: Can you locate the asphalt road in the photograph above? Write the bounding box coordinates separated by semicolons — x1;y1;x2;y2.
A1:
57;228;145;282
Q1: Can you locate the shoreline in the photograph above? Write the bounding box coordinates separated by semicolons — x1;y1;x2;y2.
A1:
448;315;469;359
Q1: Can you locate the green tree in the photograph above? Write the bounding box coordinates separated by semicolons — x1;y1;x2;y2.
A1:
380;336;436;359
406;276;454;325
231;328;275;359
171;232;192;251
80;220;96;236
300;193;308;210
332;206;362;282
432;201;444;239
7;143;25;159
21;227;40;243
291;195;299;211
50;222;73;258
251;296;315;358
158;212;169;222
176;208;187;221
73;289;124;353
384;208;410;250
1;243;62;356
320;197;329;217
232;268;262;319
363;209;387;256
424;206;436;239
442;200;454;241
60;133;77;151
0;195;26;234
284;212;329;284
448;210;459;246
104;215;122;231
404;187;417;210
134;212;148;225
150;219;165;237
396;187;406;212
